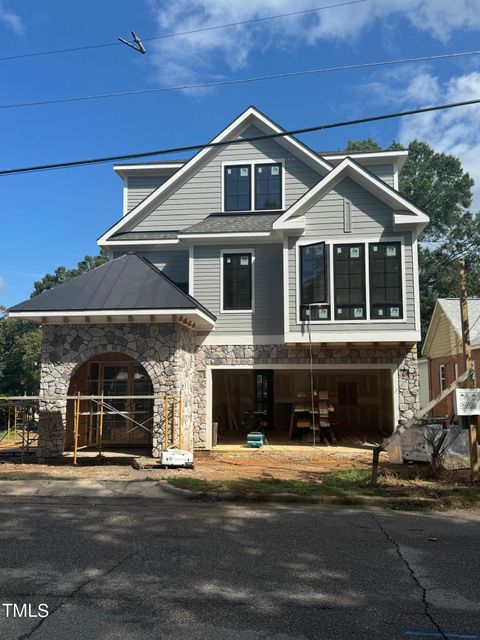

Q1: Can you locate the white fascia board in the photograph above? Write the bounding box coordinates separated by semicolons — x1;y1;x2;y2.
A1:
113;163;184;178
326;150;408;169
8;308;216;329
274;158;429;230
177;232;271;239
393;212;429;228
99;107;334;244
98;239;180;248
284;330;421;343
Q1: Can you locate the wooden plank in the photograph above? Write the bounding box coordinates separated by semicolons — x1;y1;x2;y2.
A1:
379;368;472;451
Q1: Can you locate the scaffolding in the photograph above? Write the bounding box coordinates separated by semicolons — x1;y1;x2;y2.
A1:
0;393;184;464
0;399;39;461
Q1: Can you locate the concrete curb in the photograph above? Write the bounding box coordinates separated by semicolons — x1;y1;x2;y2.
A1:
0;479;174;500
164;482;440;508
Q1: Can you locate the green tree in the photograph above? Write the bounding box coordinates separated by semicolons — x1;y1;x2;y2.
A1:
32;250;109;296
0;251;109;395
0;307;42;395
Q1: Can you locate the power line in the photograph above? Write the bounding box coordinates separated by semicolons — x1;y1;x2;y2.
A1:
2;48;480;111
0;0;368;63
1;97;480;176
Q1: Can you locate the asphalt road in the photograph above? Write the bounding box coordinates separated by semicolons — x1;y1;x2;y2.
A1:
0;495;479;640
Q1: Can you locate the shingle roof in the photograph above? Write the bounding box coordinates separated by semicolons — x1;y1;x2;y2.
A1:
9;253;216;320
110;230;178;241
181;212;281;235
438;298;480;346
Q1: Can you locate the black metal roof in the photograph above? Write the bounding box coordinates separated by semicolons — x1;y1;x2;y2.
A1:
181;212;282;235
9;253;216;320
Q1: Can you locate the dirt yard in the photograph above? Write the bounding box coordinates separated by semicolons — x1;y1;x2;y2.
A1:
0;445;379;482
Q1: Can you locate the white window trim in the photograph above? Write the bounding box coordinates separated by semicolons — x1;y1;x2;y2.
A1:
439;364;446;392
295;236;407;325
220;248;255;314
221;159;285;213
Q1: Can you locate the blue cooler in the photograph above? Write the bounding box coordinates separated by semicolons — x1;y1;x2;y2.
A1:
246;432;264;448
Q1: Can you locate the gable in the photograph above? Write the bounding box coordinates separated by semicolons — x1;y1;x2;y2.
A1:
122;125;324;234
423;308;460;359
99;107;333;245
303;177;397;237
273;157;429;232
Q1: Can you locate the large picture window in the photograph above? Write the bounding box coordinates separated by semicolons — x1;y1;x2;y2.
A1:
369;242;403;319
300;242;329;321
222;252;253;311
224;165;251;212
333;244;366;320
255;163;282;210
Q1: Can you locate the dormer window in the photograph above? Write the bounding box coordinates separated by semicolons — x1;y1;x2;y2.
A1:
223;161;283;212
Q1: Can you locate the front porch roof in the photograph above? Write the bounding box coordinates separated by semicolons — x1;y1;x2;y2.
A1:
8;253;216;330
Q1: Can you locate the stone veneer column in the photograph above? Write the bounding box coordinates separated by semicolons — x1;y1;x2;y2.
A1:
39;322;195;461
191;342;420;448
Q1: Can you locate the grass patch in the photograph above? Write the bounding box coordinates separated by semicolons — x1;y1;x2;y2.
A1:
169;469;480;510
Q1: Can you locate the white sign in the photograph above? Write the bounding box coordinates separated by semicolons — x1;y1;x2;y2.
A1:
454;388;480;416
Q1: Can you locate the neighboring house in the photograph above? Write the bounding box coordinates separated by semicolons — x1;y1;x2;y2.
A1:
422;298;480;418
9;107;428;460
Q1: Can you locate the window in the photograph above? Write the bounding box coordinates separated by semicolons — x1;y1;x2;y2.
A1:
369;242;403;319
222;252;253;311
255;163;282;210
454;362;459;381
439;364;446;392
224;165;251;211
333;244;366;320
300;242;329;321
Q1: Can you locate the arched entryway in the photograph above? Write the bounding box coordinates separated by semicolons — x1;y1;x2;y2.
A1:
66;353;154;451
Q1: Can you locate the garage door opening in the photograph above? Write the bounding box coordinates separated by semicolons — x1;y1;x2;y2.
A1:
211;368;394;446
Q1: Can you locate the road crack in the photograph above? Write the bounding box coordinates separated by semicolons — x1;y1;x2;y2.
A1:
371;514;448;640
16;543;147;640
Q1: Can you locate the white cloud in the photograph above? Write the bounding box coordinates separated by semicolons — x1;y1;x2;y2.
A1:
146;0;480;86
0;276;6;293
397;70;480;208
0;2;24;35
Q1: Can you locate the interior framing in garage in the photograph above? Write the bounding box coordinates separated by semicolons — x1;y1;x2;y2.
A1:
209;364;398;446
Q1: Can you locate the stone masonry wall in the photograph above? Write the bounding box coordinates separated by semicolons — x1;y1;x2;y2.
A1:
39;323;195;460
39;324;419;456
192;343;419;448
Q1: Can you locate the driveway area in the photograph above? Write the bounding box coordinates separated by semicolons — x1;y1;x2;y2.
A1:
0;497;478;640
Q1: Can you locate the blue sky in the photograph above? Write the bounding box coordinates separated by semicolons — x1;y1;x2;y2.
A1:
1;0;480;307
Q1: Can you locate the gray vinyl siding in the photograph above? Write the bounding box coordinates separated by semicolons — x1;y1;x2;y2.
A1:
193;243;283;336
127;126;323;232
288;177;416;333
363;163;394;187
112;249;188;286
126;175;169;212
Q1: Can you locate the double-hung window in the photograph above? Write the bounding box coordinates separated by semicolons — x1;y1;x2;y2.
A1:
224;165;251;212
300;242;329;320
224;162;282;211
222;252;253;311
333;244;366;320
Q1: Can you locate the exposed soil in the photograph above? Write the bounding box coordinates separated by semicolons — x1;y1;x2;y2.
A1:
0;445;379;482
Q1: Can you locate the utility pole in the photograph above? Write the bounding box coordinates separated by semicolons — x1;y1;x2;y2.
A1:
458;259;479;482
